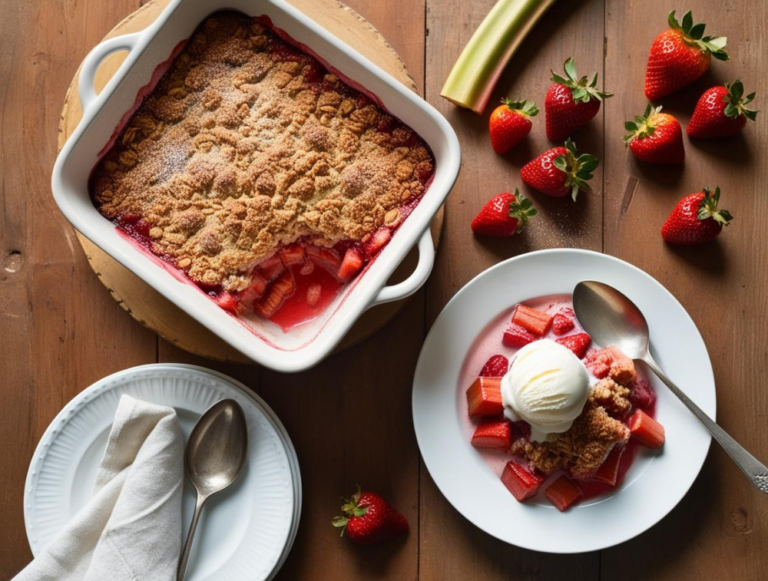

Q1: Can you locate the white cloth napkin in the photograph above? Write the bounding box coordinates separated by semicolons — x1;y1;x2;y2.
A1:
16;395;184;581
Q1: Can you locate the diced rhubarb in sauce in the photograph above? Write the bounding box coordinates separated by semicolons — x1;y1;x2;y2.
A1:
279;243;306;266
254;270;296;319
545;475;582;512
466;377;503;417
592;445;626;486
501;461;545;501
512;304;553;337
628;410;665;449
337;247;364;281
471;419;512;450
258;255;286;283
213;291;238;314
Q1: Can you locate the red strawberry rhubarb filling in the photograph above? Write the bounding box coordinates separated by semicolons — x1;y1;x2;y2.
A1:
460;294;662;511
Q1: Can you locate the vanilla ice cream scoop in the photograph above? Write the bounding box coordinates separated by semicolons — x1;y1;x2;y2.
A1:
501;339;590;442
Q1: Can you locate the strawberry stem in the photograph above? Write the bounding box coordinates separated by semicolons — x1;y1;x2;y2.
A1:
698;186;733;226
667;10;728;61
723;80;758;121
502;98;539;117
507;188;538;233
551;57;613;103
623;103;663;144
553;138;599;201
332;485;368;537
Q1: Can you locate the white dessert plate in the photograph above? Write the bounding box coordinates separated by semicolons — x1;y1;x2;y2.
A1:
412;249;715;553
24;364;301;581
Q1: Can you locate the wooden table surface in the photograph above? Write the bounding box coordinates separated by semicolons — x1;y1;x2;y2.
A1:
2;0;766;579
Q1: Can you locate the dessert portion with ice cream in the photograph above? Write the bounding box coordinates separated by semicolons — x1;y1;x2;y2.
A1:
461;295;665;511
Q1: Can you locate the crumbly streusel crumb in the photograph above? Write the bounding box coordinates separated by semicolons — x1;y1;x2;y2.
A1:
590;377;631;418
90;11;434;291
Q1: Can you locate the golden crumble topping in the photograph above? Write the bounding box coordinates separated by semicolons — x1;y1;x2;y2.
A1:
90;11;434;291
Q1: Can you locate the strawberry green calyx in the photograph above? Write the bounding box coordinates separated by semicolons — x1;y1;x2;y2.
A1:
698;187;733;226
623;103;663;145
668;10;728;61
551;57;613;103
508;188;538;233
332;485;366;536
723;80;758;121
502;98;539;117
553;138;599;201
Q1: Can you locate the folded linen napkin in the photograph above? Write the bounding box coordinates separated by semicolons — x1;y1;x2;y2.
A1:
16;395;184;581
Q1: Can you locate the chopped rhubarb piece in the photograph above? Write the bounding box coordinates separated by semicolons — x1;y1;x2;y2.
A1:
254;270;296;319
337;247;364;281
258;255;285;282
552;312;575;336
471;419;512;450
279;243;306;266
629;379;657;413
213;291;238;314
466;377;503;417
556;333;592;359
299;259;315;276
512;304;553;337
501;461;545;501
237;275;268;312
628;410;665;449
479;354;509;378
592;445;626;486
545;475;582;512
364;228;391;258
502;323;536;348
306;283;322;307
306;245;341;272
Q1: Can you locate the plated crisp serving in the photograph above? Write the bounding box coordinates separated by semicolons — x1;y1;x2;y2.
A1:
89;11;435;331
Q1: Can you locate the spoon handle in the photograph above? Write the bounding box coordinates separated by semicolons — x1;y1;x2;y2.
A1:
178;493;207;581
643;355;768;495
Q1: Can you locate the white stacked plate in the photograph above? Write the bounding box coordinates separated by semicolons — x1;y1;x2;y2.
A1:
23;364;301;581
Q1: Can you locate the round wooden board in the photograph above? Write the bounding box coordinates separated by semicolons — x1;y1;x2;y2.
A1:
58;0;444;364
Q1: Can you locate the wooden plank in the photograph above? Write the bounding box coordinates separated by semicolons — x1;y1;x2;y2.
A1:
602;1;768;579
420;0;604;577
0;0;156;577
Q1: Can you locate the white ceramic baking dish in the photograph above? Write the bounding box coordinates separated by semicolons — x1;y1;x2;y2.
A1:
52;0;460;372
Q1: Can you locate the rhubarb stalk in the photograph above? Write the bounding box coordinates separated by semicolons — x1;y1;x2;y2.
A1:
441;0;557;114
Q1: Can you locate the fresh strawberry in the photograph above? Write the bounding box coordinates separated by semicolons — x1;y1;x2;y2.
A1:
512;304;553;337
306;283;322;307
645;10;728;101
552;313;575;336
332;486;408;544
661;187;733;245
501;461;545;501
253;270;296;318
306;245;341;272
556;333;591;359
279;243;306;266
623;104;685;165
471;189;537;237
364;228;391;258
545;475;582;511
521;138;597;201
545;58;612;141
489;98;538;154
687;80;758;139
628;410;665;449
592;445;626;486
502;324;536;348
466;377;503;417
479;354;509;378
471;419;513;450
258;254;286;282
338;247;364;281
213;291;238;314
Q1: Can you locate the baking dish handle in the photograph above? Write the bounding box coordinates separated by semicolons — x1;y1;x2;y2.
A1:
78;33;143;114
369;229;435;308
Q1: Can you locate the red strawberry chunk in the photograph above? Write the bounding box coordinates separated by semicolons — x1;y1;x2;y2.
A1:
258;255;285;282
592;445;625;486
552;313;575;336
512;304;553;337
466;377;503;417
471;419;512;450
479;354;509;378
254;270;296;319
501;461;545;501
306;283;322;307
629;379;656;413
628;410;665;449
306;245;341;272
502;324;536;348
279;243;306;266
213;291;238;314
584;348;612;379
364;228;391;259
337;247;364;281
556;333;591;359
545;475;582;511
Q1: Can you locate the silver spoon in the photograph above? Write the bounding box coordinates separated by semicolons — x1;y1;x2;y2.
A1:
178;399;248;581
573;280;768;495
